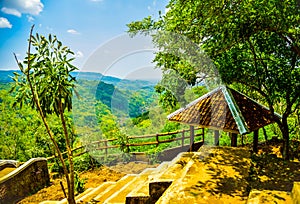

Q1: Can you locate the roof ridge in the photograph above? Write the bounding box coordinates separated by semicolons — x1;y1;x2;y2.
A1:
221;86;249;135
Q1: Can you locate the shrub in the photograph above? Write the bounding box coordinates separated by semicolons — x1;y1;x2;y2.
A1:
73;153;102;172
74;171;85;194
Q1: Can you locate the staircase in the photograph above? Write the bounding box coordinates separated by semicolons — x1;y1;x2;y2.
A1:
40;146;300;204
40;151;196;204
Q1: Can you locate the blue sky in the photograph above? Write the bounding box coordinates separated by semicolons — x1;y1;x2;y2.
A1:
0;0;168;79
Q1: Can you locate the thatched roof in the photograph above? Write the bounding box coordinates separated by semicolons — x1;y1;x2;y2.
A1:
167;86;281;134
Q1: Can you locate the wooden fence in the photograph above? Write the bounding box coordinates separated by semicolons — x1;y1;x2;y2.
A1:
47;127;204;161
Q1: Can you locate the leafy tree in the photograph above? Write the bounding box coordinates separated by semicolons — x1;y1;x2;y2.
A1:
128;92;147;118
95;101;130;152
128;0;300;160
11;26;78;203
0;89;40;161
0;86;75;161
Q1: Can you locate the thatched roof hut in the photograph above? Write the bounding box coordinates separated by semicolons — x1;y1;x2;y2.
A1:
168;86;281;135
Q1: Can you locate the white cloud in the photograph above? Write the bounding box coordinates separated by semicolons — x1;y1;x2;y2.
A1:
67;29;80;35
2;0;44;16
90;0;104;2
0;17;12;28
1;7;21;17
76;51;84;58
27;15;34;23
19;0;43;15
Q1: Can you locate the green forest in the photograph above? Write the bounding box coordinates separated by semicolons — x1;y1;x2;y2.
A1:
0;70;168;161
1;68;299;163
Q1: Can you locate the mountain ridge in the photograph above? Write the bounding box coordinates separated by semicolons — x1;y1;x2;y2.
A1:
0;70;159;87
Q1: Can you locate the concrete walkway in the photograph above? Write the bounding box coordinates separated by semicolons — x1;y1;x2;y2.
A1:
156;146;251;204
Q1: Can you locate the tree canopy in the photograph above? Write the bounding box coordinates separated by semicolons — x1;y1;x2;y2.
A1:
128;0;300;159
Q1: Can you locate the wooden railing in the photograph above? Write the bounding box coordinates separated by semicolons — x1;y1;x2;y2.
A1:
47;127;204;161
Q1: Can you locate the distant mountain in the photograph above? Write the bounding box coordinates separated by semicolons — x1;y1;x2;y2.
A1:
74;72;158;90
0;70;19;83
74;72;121;84
0;70;158;88
0;70;157;120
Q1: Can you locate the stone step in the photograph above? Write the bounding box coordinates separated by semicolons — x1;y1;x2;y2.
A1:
246;190;292;204
104;168;157;204
93;174;137;203
77;182;116;203
151;161;171;175
292;182;300;203
39;201;60;204
146;152;193;182
149;153;195;203
137;161;171;186
156;147;252;203
39;162;171;204
40;188;95;204
154;158;195;204
58;187;95;204
155;150;218;203
124;163;172;204
157;152;194;180
126;152;195;204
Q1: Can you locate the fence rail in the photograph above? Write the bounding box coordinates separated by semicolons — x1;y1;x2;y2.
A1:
47;127;204;161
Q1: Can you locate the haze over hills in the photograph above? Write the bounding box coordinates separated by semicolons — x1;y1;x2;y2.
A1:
0;70;157;119
0;70;159;88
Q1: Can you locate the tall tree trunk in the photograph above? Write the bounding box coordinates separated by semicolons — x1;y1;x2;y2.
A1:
214;130;219;146
262;127;268;144
280;116;290;160
253;130;259;154
33;99;72;202
36;103;72;202
59;101;75;204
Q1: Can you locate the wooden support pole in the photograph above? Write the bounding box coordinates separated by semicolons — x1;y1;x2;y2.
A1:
241;134;244;146
214;130;219;146
190;126;195;151
182;130;185;147
253;130;259;153
104;140;108;157
231;133;238;147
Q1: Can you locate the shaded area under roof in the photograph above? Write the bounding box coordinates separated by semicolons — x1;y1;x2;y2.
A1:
167;86;281;135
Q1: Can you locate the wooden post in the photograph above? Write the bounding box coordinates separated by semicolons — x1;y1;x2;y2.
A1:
182;130;185;147
202;128;205;143
214;130;219;146
253;129;259;153
190;126;194;151
104;140;108;158
231;133;237;147
156;134;159;147
241;134;244;146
